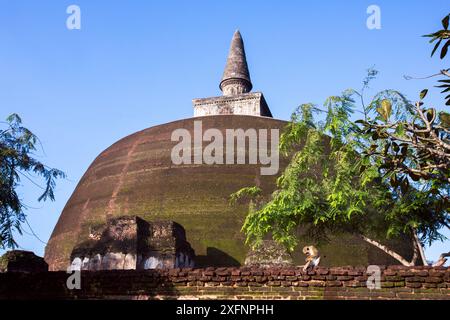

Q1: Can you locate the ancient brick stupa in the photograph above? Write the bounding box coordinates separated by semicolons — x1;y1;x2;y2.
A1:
44;31;413;271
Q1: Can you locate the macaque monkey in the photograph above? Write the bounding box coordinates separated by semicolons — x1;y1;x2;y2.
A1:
302;245;321;271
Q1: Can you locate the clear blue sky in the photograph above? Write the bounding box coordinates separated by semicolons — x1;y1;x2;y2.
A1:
0;0;448;264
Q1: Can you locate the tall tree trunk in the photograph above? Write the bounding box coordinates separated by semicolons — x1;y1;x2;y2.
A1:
410;237;419;266
412;229;428;266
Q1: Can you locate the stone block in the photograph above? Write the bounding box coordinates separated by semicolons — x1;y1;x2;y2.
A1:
0;250;48;273
193;92;272;117
244;240;293;268
69;216;195;270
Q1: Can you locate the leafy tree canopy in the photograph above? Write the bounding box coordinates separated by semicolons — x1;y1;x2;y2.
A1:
232;14;450;266
0;114;65;249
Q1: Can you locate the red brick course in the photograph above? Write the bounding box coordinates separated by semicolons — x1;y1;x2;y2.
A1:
0;266;448;300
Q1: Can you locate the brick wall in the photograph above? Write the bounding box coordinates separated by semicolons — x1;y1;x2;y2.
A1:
0;266;448;300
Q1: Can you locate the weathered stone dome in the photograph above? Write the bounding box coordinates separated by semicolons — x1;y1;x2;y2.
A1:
45;115;413;270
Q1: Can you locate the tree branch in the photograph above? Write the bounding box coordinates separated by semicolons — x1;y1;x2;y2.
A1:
359;234;414;266
412;229;428;266
432;252;450;267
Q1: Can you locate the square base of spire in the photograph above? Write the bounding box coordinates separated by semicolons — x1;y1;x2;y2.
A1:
192;92;272;118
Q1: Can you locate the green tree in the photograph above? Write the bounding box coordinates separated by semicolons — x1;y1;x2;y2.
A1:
232;83;430;266
371;13;450;189
362;14;450;265
232;14;450;266
0;114;65;249
423;13;450;105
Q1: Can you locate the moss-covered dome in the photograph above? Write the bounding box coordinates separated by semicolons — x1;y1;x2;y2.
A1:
44;115;413;270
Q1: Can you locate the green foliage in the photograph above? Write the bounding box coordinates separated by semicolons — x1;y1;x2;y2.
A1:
424;14;450;59
233;69;448;256
234;85;394;252
232;14;449;264
0;113;65;248
424;13;450;106
229;186;262;206
359;13;450;247
363;90;449;195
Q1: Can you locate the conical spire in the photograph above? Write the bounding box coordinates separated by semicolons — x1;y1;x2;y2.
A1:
220;30;253;95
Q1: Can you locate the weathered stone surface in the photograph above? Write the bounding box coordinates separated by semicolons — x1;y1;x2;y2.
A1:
193;92;272;117
244;240;293;267
102;252;126;270
81;257;90;270
69;216;195;271
45;115;289;271
89;254;102;271
124;253;136;270
0;250;48;273
220;30;252;95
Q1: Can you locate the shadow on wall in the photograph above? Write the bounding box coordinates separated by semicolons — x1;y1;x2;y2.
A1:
195;247;241;267
0;270;181;300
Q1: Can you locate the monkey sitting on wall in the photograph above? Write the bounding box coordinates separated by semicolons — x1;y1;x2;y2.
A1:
302;245;321;271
